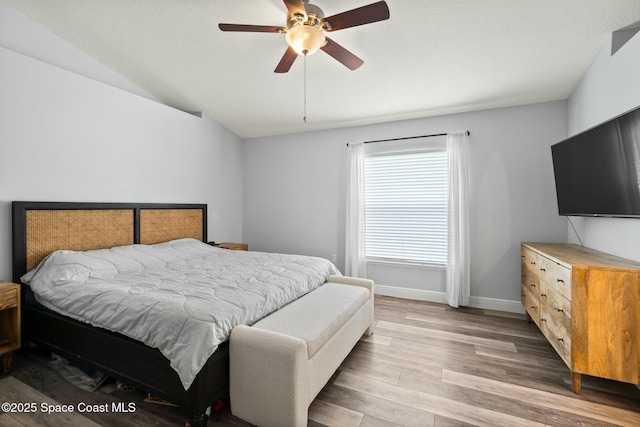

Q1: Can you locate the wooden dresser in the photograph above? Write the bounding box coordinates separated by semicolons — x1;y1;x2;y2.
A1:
521;243;640;393
0;281;21;373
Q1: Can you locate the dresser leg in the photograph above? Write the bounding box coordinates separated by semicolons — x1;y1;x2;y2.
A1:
1;352;13;374
525;311;532;323
571;372;581;394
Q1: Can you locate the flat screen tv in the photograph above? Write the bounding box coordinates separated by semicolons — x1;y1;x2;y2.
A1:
551;105;640;217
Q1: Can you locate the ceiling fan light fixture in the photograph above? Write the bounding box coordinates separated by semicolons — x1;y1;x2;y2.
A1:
285;25;326;56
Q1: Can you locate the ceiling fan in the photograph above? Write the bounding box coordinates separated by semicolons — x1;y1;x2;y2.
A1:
219;0;390;73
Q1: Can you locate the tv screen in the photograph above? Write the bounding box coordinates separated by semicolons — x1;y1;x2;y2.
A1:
551;106;640;217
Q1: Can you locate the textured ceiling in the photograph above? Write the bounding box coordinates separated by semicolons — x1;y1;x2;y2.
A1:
4;0;640;138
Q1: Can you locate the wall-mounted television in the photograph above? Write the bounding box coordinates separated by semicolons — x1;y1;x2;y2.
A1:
551;105;640;218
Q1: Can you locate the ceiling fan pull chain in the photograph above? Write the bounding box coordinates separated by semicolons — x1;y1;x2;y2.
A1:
303;53;307;123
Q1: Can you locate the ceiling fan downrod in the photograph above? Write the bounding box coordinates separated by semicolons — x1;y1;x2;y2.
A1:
303;54;307;123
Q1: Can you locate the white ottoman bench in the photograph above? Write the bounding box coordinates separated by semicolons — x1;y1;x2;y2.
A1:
229;275;374;427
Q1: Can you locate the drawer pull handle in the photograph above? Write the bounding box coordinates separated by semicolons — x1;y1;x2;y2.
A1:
557;279;564;283
530;284;536;288
541;293;547;298
530;306;537;311
557;338;564;343
531;261;536;265
556;308;564;313
541;318;547;322
540;268;546;272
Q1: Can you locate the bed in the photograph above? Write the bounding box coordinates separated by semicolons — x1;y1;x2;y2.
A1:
11;201;337;426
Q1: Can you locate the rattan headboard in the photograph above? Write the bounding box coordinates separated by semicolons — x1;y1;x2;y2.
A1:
12;202;207;283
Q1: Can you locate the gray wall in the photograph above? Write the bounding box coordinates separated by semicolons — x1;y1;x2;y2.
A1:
243;101;568;311
567;32;640;261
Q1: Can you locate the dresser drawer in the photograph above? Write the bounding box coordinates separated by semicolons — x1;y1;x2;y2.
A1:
539;256;571;301
522;284;540;325
522;247;539;275
0;288;18;310
540;304;571;366
522;267;540;298
540;281;571;332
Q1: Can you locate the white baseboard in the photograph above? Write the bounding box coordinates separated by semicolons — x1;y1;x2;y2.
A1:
470;295;525;314
374;284;525;314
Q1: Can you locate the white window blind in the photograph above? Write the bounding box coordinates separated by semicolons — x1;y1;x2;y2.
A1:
364;149;448;265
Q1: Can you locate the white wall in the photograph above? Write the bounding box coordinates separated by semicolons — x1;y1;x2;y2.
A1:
567;32;640;261
0;2;157;102
243;101;568;311
0;6;244;282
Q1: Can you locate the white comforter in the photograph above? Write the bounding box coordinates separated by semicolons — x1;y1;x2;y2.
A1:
21;238;340;389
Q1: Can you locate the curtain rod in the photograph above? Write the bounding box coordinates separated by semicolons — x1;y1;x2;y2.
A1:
347;131;470;146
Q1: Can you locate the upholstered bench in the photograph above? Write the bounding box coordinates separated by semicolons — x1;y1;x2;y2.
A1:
229;275;374;427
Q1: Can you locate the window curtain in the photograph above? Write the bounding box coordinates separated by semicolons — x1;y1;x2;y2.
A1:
446;132;470;307
345;141;367;278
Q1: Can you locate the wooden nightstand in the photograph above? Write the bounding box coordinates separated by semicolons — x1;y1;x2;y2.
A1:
217;242;248;251
0;281;20;373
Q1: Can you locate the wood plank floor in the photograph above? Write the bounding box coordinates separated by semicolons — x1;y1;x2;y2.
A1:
2;295;640;426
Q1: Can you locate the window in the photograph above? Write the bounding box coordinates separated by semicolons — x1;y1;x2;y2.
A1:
364;145;448;265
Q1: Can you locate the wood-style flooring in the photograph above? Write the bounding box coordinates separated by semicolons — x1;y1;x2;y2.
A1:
2;295;639;426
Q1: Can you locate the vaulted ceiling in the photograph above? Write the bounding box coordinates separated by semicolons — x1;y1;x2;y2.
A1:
4;0;640;138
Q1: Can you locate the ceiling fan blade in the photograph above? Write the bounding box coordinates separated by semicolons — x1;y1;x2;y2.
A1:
320;38;364;70
323;1;390;32
283;0;307;19
275;46;298;73
218;23;285;33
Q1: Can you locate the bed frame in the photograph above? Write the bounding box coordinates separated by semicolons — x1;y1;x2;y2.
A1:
12;201;227;427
